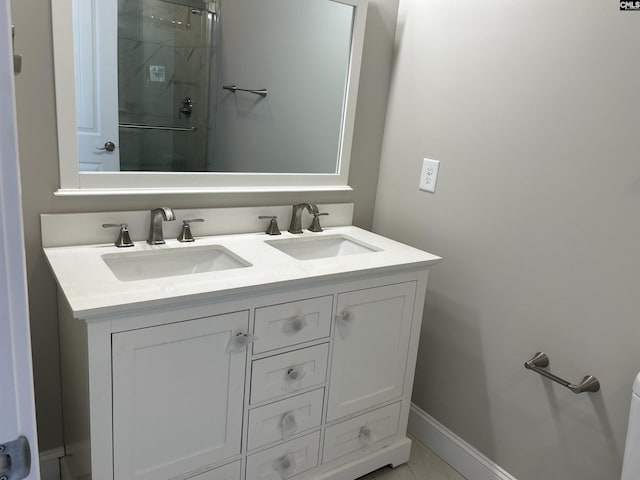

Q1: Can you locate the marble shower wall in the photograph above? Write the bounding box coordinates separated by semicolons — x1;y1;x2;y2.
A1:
117;0;213;171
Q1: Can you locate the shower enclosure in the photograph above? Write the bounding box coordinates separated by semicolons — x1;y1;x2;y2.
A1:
117;0;215;171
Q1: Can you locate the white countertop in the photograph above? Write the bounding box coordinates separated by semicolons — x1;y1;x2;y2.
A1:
44;226;441;319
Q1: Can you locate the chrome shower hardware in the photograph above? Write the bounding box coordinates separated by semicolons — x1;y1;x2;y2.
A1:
222;85;268;97
180;97;193;118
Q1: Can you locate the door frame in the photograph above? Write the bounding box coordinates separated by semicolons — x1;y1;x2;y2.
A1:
0;1;40;478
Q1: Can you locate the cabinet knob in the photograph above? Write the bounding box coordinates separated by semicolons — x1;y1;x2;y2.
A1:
284;365;307;383
335;309;352;322
359;425;375;447
280;411;298;439
282;315;307;335
226;332;256;353
272;452;296;478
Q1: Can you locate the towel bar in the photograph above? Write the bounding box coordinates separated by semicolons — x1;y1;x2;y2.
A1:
222;85;268;97
119;123;197;132
524;352;600;394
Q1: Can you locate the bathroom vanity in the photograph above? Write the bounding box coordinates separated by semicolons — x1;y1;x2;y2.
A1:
43;207;440;480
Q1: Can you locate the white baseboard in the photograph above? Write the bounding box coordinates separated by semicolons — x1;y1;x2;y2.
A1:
39;447;64;480
408;404;517;480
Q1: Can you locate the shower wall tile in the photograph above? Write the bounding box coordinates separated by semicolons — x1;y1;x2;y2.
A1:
117;0;212;171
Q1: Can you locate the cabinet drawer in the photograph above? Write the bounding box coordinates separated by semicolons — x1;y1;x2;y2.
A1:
188;460;241;480
251;344;329;404
248;389;324;450
253;296;333;354
246;431;320;480
322;402;402;464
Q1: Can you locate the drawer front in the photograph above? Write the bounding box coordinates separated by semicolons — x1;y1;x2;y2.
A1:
188;460;241;480
253;296;333;354
322;402;402;464
248;389;324;450
251;344;329;405
246;431;320;480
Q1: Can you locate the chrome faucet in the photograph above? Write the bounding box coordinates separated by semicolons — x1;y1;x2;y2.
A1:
147;207;176;244
288;203;319;234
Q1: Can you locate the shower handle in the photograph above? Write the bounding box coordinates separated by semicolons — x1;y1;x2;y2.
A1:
180;97;193;118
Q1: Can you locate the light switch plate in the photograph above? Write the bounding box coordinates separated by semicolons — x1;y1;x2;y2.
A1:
419;158;440;193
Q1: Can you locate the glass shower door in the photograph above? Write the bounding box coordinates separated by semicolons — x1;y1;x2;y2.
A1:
117;0;214;171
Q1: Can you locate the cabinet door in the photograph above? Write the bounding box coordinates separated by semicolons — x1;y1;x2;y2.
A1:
112;311;248;480
327;282;416;421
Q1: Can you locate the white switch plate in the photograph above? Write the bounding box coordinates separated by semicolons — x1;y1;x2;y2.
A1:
419;158;440;193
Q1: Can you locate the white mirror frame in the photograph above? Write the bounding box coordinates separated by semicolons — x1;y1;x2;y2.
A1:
51;0;367;195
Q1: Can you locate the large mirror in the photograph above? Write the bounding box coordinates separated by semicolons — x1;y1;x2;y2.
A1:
52;0;367;193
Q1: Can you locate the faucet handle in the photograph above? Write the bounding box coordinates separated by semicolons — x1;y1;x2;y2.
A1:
178;218;204;243
102;223;134;247
258;215;281;235
308;212;329;233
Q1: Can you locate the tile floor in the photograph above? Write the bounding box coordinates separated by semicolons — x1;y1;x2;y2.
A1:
358;436;465;480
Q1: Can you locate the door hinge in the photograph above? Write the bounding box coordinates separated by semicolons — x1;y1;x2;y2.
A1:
11;26;22;75
0;436;31;480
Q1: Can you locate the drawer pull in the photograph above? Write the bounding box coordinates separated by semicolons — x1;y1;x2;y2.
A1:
359;425;375;447
335;309;353;338
282;315;307;335
282;366;307;391
335;309;352;322
286;367;305;381
280;411;298;439
272;452;296;479
226;332;257;353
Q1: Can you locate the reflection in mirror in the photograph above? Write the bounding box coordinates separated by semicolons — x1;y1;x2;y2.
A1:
117;0;214;172
74;0;355;174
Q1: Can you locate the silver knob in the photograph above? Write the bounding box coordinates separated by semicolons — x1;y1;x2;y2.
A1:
96;141;116;152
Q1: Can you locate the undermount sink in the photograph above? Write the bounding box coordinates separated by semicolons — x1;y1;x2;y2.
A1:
102;245;251;281
266;234;380;260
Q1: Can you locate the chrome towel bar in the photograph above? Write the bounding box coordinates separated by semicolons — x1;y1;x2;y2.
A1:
222;84;268;97
119;123;197;132
524;352;600;394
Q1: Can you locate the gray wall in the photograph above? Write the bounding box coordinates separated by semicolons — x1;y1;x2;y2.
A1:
373;1;640;479
10;0;398;451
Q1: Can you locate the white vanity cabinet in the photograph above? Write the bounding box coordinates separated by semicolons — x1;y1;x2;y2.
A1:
49;226;440;480
111;311;248;480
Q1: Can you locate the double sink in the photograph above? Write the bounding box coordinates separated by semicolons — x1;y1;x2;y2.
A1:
102;234;381;282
